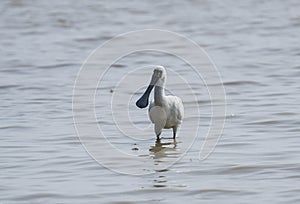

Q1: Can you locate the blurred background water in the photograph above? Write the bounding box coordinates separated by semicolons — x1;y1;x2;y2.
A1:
1;0;300;203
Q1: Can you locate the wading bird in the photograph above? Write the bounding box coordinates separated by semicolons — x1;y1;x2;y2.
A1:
136;66;184;139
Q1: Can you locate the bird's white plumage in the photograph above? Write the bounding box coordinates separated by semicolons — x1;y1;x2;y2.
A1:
149;95;183;128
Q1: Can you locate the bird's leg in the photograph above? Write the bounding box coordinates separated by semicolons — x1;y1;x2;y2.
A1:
172;126;177;139
155;124;163;140
156;135;161;142
156;132;161;140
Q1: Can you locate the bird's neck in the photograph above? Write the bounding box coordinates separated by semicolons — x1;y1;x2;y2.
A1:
154;86;165;106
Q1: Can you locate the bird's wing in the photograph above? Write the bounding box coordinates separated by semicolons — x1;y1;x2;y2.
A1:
166;95;184;122
174;96;184;121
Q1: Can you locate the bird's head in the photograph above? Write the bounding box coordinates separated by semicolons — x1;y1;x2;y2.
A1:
150;65;167;87
136;65;166;109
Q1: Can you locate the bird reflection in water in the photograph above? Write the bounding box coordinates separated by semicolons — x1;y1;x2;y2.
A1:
149;138;179;188
149;138;179;159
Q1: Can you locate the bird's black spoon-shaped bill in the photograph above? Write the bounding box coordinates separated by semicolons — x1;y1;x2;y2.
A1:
136;85;154;108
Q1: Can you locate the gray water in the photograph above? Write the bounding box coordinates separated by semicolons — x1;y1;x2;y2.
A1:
1;0;300;203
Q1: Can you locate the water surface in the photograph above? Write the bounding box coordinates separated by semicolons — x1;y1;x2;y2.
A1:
1;0;300;203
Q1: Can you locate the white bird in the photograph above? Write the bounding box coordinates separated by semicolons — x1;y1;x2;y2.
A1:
136;66;184;139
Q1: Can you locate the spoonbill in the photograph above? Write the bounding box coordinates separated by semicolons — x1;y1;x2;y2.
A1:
136;66;184;139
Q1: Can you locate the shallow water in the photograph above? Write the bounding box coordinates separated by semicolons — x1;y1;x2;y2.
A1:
1;0;300;203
